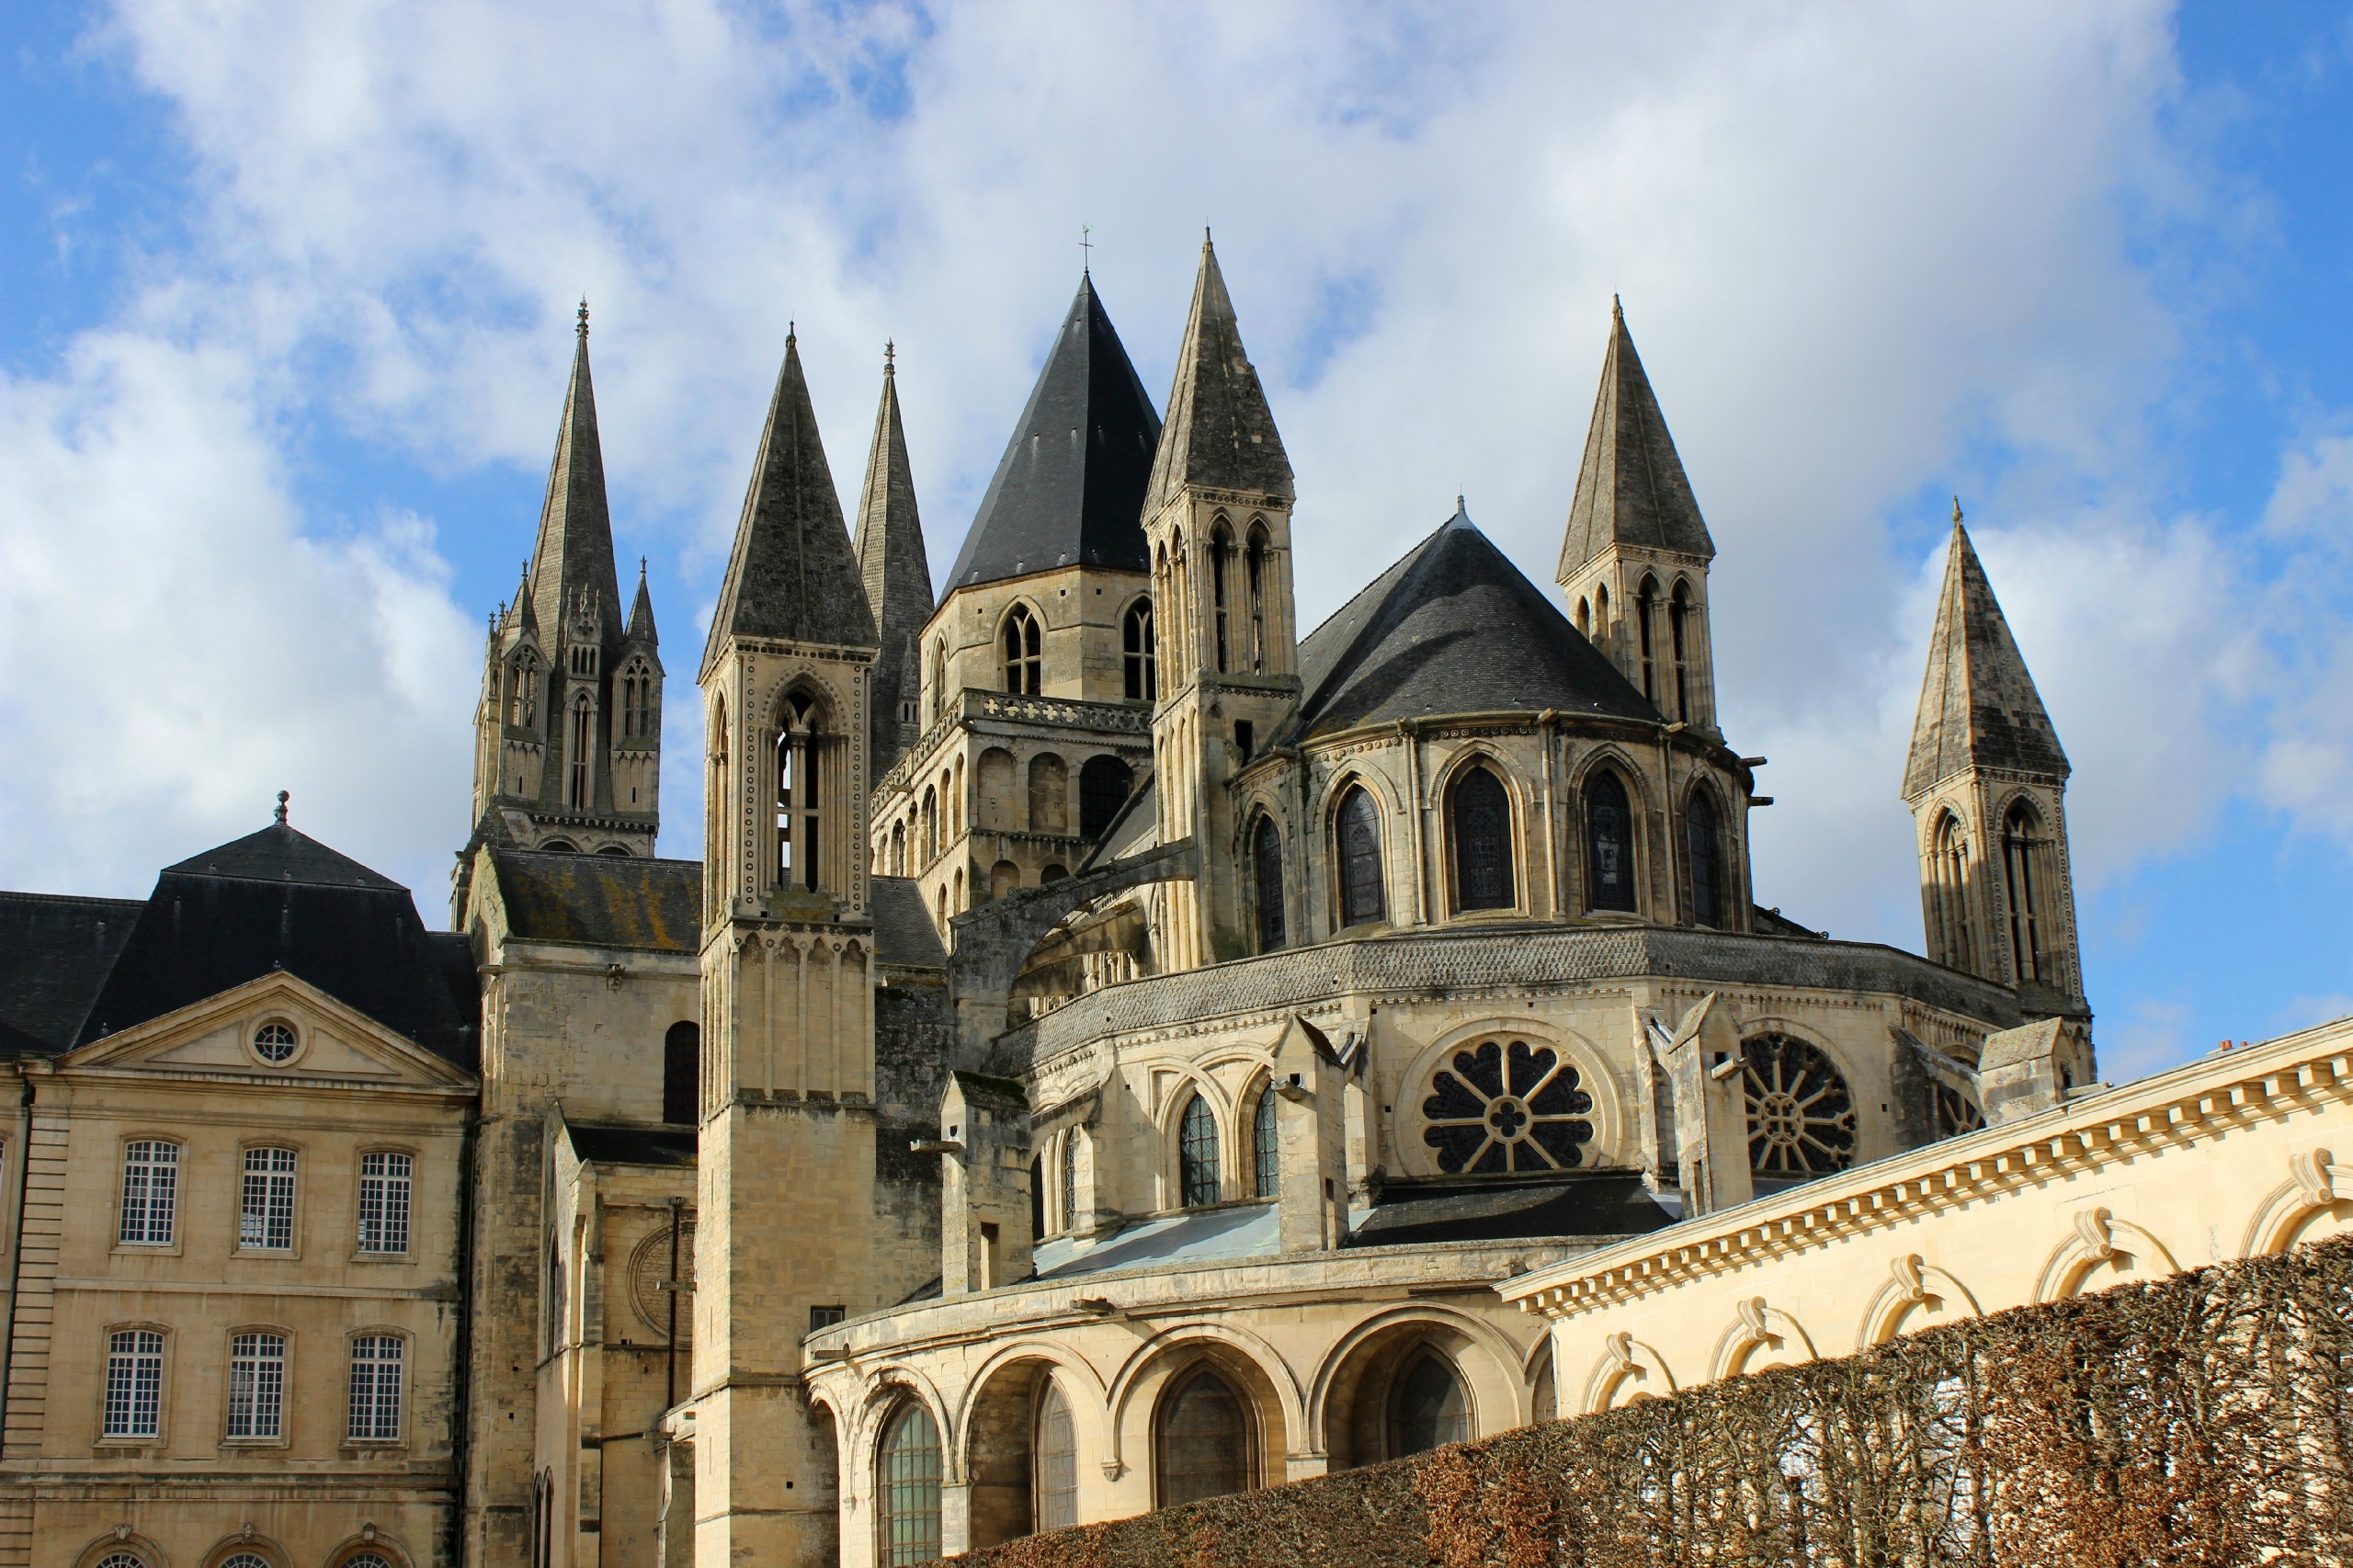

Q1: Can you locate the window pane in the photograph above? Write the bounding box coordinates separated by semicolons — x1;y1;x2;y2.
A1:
1586;773;1636;912
878;1402;942;1566
1450;769;1514;911
119;1141;179;1245
1178;1096;1220;1209
241;1147;296;1250
358;1153;413;1255
1253;817;1284;952
1337;790;1384;926
1686;792;1721;928
1252;1088;1279;1199
228;1332;286;1439
104;1330;164;1437
1391;1353;1470;1456
348;1335;404;1440
1156;1369;1247;1506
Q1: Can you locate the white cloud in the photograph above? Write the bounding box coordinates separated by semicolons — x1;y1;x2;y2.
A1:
17;0;2342;983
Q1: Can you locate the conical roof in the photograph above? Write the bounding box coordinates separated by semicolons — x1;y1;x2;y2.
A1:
1287;502;1657;743
1145;236;1291;511
1558;301;1715;582
624;560;658;644
1904;516;2068;798
529;304;625;647
855;348;936;774
704;333;878;672
946;275;1162;591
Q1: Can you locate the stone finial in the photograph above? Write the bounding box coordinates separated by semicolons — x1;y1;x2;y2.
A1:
274;790;290;825
576;298;589;338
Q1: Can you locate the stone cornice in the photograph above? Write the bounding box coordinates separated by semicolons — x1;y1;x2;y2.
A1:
1501;1018;2353;1320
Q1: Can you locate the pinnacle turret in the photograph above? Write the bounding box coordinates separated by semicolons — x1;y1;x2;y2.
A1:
1904;510;2068;800
625;558;658;646
1145;234;1292;512
703;333;877;675
529;304;625;649
854;345;935;778
1557;300;1714;584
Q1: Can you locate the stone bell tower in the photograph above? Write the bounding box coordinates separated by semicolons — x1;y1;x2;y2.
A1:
1141;235;1302;970
691;329;883;1568
1904;506;2084;1013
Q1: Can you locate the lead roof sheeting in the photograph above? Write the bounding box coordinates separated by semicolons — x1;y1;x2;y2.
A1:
0;892;144;1053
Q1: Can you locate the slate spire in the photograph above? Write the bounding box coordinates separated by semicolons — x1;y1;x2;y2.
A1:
624;558;658;645
854;344;935;777
1145;233;1292;512
529;301;625;648
1904;508;2068;800
945;274;1162;591
704;332;877;674
1557;299;1715;583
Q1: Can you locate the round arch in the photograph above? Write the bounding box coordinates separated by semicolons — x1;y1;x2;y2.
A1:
1854;1254;1984;1349
1305;1303;1531;1467
2242;1148;2353;1256
1104;1323;1302;1500
1579;1331;1676;1415
2032;1209;2181;1303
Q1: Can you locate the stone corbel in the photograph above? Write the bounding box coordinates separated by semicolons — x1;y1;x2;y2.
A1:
2074;1206;2117;1263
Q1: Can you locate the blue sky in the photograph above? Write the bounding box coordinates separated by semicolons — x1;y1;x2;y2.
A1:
3;1;2350;1082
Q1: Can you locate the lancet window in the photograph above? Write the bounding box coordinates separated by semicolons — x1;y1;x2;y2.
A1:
1929;812;1975;972
1635;576;1660;704
567;693;594;808
2003;801;2049;985
1668;582;1694;722
1448;766;1514;912
1003;606;1042;695
1252;1084;1279;1199
1123;598;1156;701
1246;525;1269;673
877;1401;943;1566
1584;770;1637;913
1210;524;1233;673
1390;1351;1471;1457
775;690;827;892
1178;1095;1220;1209
1685;789;1722;928
1035;1380;1079;1531
1155;1367;1251;1506
1336;787;1385;927
1252;814;1285;951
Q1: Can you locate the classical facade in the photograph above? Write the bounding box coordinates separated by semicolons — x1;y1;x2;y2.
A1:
11;233;2330;1568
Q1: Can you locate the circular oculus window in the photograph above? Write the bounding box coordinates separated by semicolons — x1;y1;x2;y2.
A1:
252;1021;299;1064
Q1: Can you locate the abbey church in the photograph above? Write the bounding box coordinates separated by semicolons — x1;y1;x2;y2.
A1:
4;235;2194;1568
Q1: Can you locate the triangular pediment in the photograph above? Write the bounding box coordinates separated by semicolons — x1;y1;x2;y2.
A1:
63;970;475;1090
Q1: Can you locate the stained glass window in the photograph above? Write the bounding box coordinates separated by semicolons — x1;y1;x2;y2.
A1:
1449;768;1514;911
1336;788;1385;926
1156;1368;1249;1506
1585;771;1636;913
1742;1034;1858;1177
1686;790;1722;928
1253;815;1285;952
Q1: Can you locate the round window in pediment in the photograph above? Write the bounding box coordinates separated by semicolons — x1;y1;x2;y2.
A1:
252;1021;299;1064
1421;1039;1593;1174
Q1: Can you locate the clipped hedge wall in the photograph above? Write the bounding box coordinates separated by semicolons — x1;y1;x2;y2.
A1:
942;1233;2353;1567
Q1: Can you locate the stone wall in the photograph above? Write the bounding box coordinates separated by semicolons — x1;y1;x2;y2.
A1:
935;1232;2353;1567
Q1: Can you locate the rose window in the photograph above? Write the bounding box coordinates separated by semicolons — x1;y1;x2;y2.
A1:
1421;1040;1593;1174
1931;1080;1985;1141
1743;1033;1857;1176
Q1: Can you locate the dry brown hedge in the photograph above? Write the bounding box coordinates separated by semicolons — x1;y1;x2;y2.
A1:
942;1233;2353;1567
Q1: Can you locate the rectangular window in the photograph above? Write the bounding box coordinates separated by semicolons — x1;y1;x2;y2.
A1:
103;1330;164;1437
358;1153;413;1255
347;1335;404;1442
240;1147;297;1251
226;1331;286;1439
119;1141;180;1245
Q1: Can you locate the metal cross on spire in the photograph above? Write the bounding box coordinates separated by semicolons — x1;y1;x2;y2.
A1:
1081;225;1092;274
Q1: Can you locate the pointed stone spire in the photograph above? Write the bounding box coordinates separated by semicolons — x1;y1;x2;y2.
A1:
704;331;877;674
529;301;625;648
511;559;540;642
624;557;658;645
1904;508;2068;800
1145;233;1292;513
854;343;935;778
1558;299;1714;583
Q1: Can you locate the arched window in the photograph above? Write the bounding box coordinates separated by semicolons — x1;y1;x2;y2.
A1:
1061;1131;1081;1233
776;690;825;892
540;839;577;854
1079;756;1134;840
1036;1378;1079;1531
511;652;540;728
1389;1350;1471;1457
930;640;948;722
1448;767;1515;912
1593;583;1610;645
567;692;595;809
1003;607;1041;694
1245;525;1270;673
1123;599;1156;701
1177;1095;1220;1209
920;787;938;864
1336;787;1385;927
1686;790;1722;928
991;860;1021;900
2003;801;2047;984
1210;524;1233;673
1742;1033;1857;1178
1931;812;1975;972
1575;597;1591;640
1157;1367;1250;1506
1252;814;1285;952
1252;1084;1279;1199
663;1021;699;1125
877;1401;943;1566
705;695;729;919
890;821;906;877
1585;771;1637;913
1634;577;1660;704
1668;582;1694;722
620;658;657;739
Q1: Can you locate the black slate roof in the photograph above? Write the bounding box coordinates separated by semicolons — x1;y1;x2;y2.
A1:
870;876;948;971
568;1121;697;1168
0;892;142;1053
1286;504;1659;742
1347;1171;1677;1248
75;824;479;1067
491;850;701;953
946;275;1162;591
